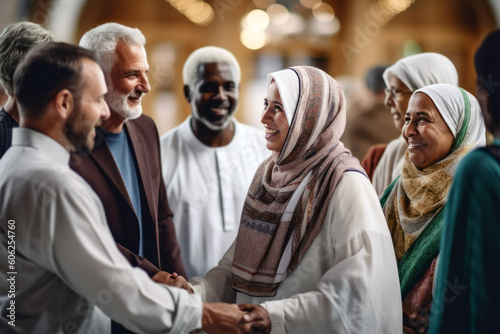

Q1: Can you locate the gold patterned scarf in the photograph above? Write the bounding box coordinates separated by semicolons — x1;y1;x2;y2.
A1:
231;66;365;296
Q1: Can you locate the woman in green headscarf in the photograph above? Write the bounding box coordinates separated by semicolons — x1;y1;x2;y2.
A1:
381;83;486;333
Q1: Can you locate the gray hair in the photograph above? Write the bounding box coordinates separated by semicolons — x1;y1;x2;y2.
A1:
0;21;54;96
79;22;145;76
183;46;241;87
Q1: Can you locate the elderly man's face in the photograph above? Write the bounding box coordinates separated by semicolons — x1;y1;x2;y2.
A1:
106;40;150;120
65;58;110;152
187;62;238;131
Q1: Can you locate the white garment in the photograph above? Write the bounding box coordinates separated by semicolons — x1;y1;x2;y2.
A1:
190;171;402;334
0;128;202;334
160;118;269;278
382;52;458;91
371;136;407;197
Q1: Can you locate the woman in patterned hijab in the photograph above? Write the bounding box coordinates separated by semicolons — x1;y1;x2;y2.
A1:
380;83;486;333
190;66;402;333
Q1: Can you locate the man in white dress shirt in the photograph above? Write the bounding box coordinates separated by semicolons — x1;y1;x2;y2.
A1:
0;42;247;334
160;46;269;278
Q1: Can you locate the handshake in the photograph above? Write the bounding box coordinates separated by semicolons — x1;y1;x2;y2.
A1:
152;271;271;334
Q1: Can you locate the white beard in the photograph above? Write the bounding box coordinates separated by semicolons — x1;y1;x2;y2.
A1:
105;82;142;120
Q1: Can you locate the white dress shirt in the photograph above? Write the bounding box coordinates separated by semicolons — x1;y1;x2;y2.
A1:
191;171;402;334
0;128;202;334
160;117;269;278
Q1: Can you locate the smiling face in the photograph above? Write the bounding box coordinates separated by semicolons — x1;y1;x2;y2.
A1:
106;41;150;120
65;58;110;152
261;80;289;153
403;92;454;169
385;73;413;130
187;62;238;131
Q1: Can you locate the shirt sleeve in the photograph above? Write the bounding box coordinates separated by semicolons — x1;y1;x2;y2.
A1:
189;241;237;303
260;172;402;334
34;176;202;334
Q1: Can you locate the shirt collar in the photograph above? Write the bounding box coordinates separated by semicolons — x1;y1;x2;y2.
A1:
12;128;70;165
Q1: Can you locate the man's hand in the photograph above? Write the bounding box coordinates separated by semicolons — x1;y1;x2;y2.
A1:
201;302;248;334
238;304;271;334
152;271;194;294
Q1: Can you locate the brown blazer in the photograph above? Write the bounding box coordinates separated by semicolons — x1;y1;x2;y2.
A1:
70;114;187;278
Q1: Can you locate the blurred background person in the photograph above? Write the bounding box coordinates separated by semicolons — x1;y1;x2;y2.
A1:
372;52;459;197
160;46;269;279
380;84;485;333
340;64;400;172
430;29;500;334
0;21;54;158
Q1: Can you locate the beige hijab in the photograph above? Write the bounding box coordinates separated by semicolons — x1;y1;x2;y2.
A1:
232;66;365;296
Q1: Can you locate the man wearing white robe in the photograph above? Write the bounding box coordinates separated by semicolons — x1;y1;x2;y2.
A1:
160;47;269;278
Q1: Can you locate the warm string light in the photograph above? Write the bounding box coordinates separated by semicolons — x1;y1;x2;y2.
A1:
165;0;215;26
367;0;416;26
241;1;340;50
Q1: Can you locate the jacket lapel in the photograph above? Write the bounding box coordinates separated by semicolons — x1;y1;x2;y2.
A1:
125;120;155;221
91;129;134;210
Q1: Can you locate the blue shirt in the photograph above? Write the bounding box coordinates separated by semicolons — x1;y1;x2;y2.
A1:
101;128;144;256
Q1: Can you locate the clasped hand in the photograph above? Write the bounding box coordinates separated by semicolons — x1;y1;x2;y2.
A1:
152;272;271;333
152;271;194;293
201;302;271;334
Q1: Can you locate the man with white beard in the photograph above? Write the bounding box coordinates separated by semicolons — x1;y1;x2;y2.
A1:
70;23;187;334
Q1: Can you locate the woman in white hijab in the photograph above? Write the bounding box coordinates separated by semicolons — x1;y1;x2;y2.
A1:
380;84;485;333
371;52;458;197
189;66;402;333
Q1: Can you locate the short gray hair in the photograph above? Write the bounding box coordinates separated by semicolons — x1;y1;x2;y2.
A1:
183;46;241;87
0;21;54;96
79;22;145;76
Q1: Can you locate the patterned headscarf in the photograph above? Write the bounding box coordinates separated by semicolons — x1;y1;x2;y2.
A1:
231;66;365;296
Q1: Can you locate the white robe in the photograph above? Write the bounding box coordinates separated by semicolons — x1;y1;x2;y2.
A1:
160;117;270;278
371;135;407;198
190;171;402;334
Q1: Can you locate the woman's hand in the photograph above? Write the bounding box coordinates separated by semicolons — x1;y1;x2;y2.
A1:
152;271;194;294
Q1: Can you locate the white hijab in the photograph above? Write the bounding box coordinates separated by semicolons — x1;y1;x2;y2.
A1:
415;84;485;147
267;69;300;125
383;52;458;90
